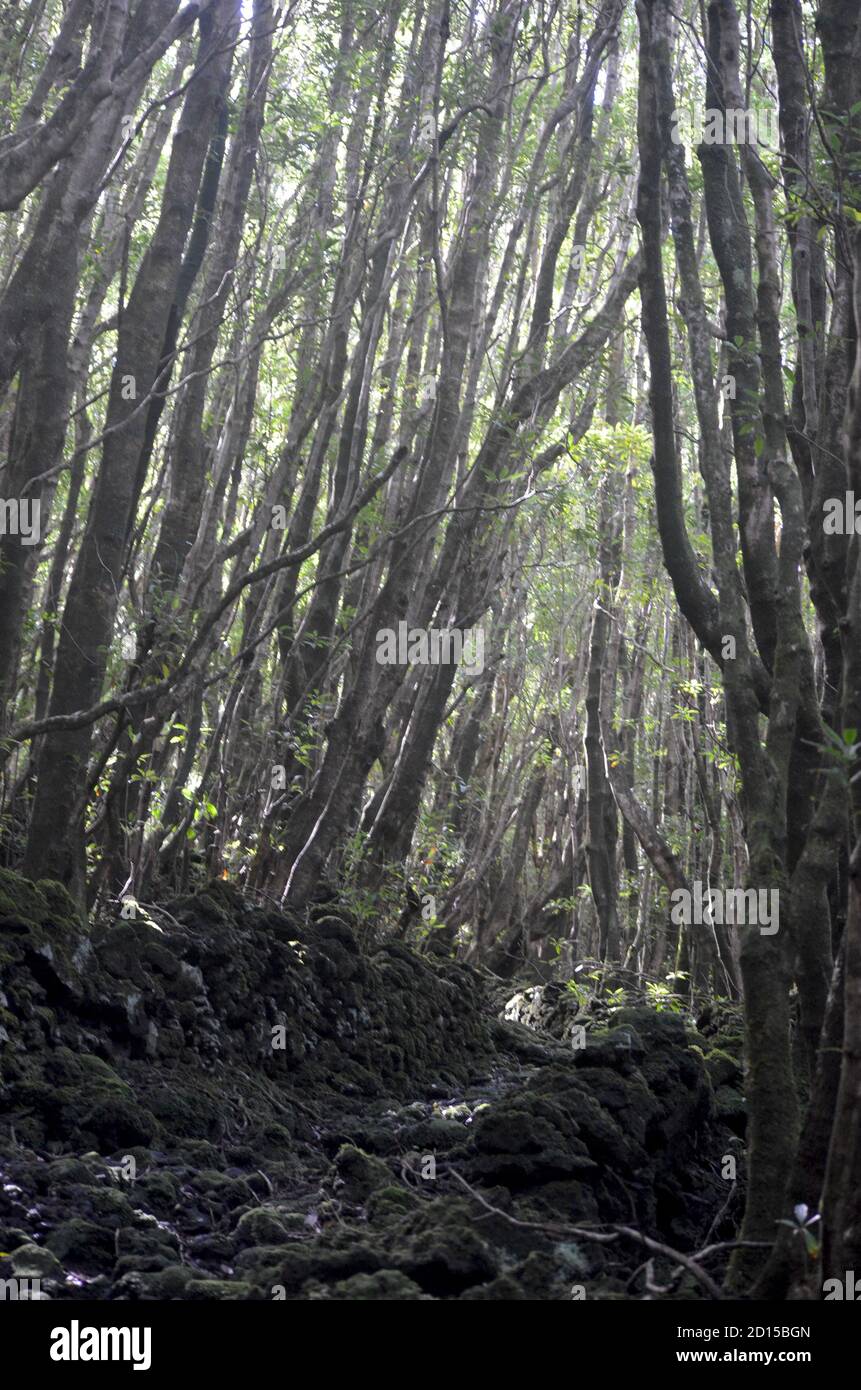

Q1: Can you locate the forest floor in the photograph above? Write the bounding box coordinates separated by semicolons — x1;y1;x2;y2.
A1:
0;872;747;1301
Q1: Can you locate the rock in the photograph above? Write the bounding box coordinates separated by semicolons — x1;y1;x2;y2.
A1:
46;1219;114;1273
135;1171;178;1217
0;1227;32;1250
113;1252;174;1278
189;1170;250;1211
404;1116;466;1148
468;1092;599;1190
113;1264;196;1299
234;1208;289;1247
321;1270;431;1300
250;1241;386;1295
115;1225;179;1260
396;1200;498;1295
714;1085;747;1133
9;1242;64;1279
460;1273;528;1300
437;1102;471;1122
329;1145;392;1203
79;1095;159;1150
184;1279;255;1300
44;1157;99;1186
65;1182;135;1227
706;1048;743;1089
365;1185;421;1223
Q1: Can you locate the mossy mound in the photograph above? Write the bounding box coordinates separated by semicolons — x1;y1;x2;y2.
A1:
0;870;742;1300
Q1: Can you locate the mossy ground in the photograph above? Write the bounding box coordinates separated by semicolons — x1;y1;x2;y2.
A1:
0;871;745;1299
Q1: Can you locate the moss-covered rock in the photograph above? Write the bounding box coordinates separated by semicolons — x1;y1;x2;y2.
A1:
714;1084;747;1133
135;1170;179;1218
328;1145;392;1203
184;1279;255;1300
706;1047;743;1089
113;1264;197;1299
9;1242;65;1279
79;1095;159;1150
234;1207;289;1247
256;1241;387;1296
320;1270;431;1300
395;1198;498;1295
46;1219;114;1273
365;1185;421;1224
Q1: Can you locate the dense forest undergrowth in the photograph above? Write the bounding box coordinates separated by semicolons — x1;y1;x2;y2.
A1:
1;0;861;1303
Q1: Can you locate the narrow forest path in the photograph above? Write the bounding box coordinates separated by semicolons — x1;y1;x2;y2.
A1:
0;873;747;1301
